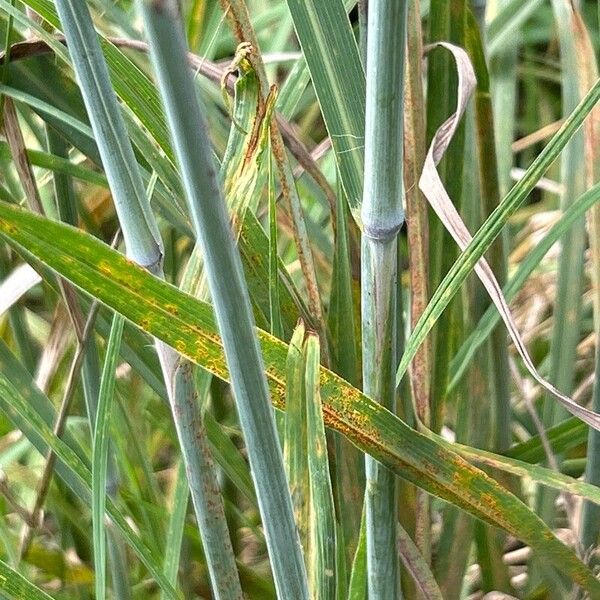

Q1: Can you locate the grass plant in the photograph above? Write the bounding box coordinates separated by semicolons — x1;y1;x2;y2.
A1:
0;1;599;598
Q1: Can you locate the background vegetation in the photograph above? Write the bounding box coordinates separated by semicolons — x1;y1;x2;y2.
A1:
0;0;599;598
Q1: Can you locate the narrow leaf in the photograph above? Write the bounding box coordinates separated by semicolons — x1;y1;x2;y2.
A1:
0;345;178;599
284;321;309;549
92;314;124;600
396;525;443;600
284;0;365;222
399;73;600;385
0;558;54;600
305;333;337;599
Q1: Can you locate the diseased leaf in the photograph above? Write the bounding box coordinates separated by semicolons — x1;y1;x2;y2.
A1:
1;203;599;593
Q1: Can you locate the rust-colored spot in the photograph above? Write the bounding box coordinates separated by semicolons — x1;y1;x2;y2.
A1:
450;461;477;489
271;384;286;406
199;329;222;346
419;459;440;477
543;529;555;541
219;0;245;43
479;493;501;518
164;303;179;316
98;260;112;276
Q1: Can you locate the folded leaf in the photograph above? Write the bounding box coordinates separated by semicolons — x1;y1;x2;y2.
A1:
414;42;600;430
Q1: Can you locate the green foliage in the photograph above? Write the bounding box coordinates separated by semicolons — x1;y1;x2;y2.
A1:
0;1;599;598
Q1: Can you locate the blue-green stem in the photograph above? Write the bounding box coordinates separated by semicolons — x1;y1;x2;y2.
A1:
54;0;162;271
54;1;242;597
361;2;408;598
139;2;309;598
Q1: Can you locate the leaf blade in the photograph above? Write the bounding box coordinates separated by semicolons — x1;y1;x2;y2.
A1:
284;0;366;222
1;203;600;593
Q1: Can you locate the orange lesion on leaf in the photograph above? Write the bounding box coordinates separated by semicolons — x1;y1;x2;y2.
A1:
164;303;180;316
449;457;479;490
323;398;381;453
480;491;498;507
325;412;380;454
417;458;441;478
270;384;286;408
185;324;221;347
478;492;504;522
323;378;373;437
97;260;113;277
197;355;229;380
192;338;213;356
0;219;17;235
264;365;285;386
321;372;363;408
200;329;222;346
543;529;556;541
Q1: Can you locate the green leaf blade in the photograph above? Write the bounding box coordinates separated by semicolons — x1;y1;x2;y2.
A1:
1;203;600;594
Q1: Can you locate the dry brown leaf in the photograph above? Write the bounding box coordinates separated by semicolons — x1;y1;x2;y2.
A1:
420;42;600;431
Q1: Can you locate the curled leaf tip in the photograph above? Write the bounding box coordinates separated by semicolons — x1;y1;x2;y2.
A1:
417;42;600;432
